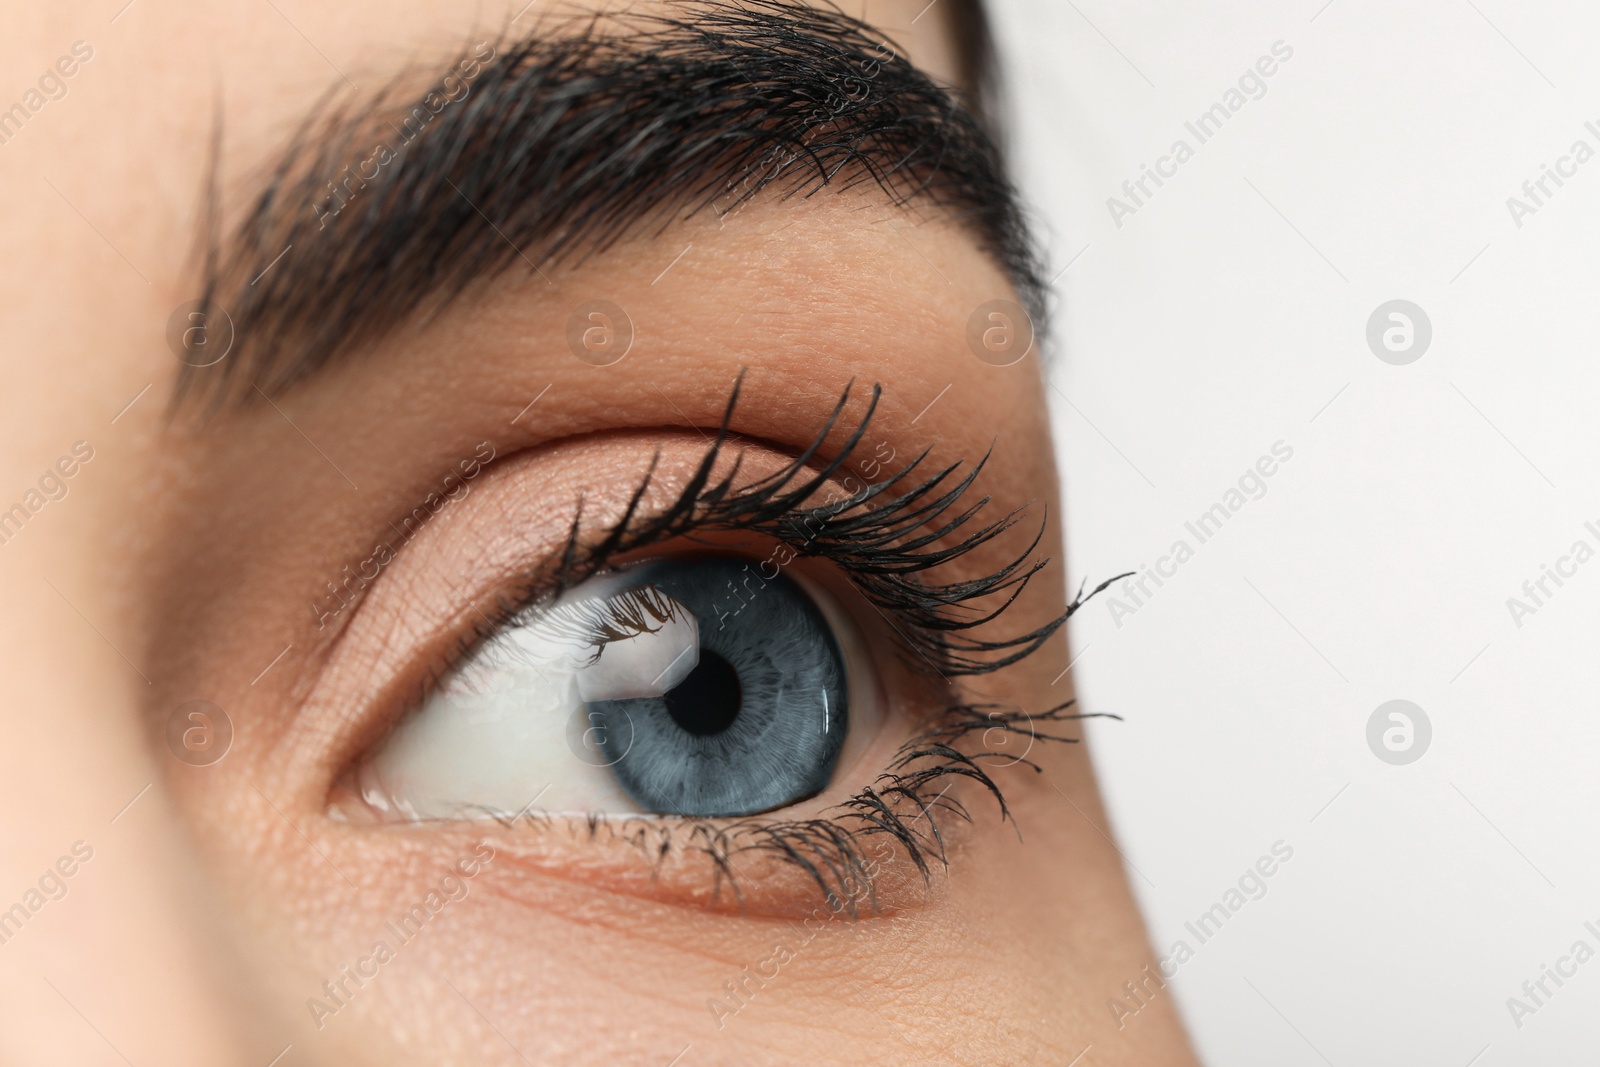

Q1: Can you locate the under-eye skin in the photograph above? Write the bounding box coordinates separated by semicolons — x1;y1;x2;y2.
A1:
335;377;1122;910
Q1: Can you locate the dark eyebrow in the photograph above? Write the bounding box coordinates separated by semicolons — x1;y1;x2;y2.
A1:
182;0;1044;408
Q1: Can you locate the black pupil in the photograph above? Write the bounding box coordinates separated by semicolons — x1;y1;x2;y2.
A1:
663;650;741;736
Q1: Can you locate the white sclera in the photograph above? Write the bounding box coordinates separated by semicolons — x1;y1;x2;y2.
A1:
358;580;698;820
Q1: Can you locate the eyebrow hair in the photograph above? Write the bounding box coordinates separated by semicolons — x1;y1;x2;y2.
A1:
182;0;1044;407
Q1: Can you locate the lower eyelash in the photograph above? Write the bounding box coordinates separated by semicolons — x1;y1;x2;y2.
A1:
496;700;1121;916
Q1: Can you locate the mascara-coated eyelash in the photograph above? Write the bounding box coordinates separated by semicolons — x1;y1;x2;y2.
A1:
517;369;1102;679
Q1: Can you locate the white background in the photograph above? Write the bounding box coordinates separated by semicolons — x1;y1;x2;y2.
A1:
990;1;1600;1063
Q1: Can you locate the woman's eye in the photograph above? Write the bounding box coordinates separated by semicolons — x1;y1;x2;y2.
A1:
353;555;854;821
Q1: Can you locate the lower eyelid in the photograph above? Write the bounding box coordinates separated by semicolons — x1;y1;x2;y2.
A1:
357;773;944;920
466;822;932;919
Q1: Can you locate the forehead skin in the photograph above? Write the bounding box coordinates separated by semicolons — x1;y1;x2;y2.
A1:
0;2;1195;1066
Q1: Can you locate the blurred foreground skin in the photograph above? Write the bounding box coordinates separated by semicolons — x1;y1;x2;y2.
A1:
0;1;1198;1064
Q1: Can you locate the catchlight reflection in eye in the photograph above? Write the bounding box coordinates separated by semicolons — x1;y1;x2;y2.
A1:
355;557;851;820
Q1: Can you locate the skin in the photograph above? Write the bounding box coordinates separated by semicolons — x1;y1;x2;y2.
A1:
0;1;1198;1064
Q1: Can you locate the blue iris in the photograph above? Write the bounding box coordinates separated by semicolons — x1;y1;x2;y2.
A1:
587;556;848;817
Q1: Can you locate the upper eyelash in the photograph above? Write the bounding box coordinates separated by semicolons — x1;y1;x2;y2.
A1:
537;370;1116;678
